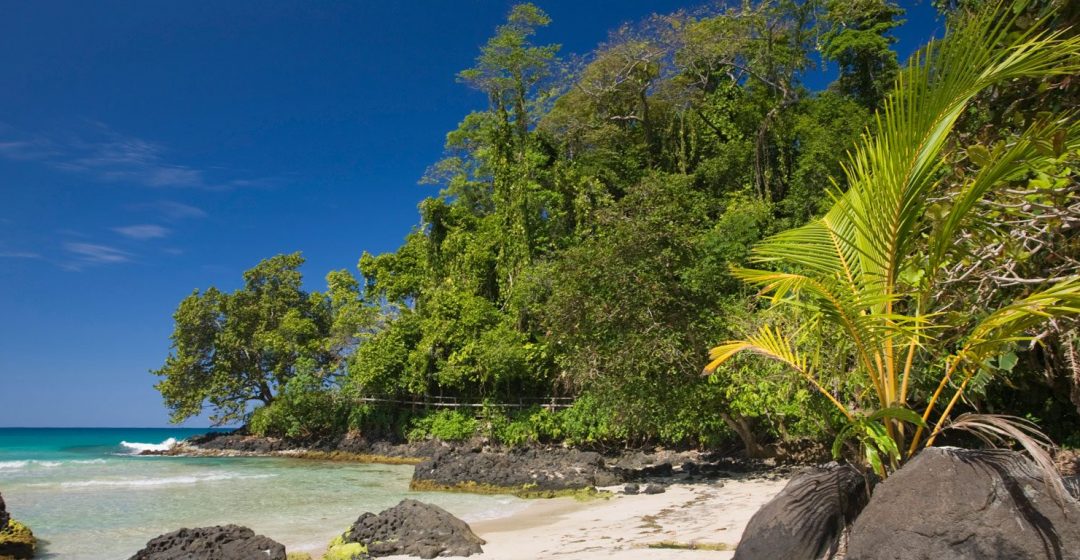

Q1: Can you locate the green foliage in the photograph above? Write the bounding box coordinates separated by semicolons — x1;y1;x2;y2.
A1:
820;0;904;109
484;405;563;447
407;409;479;442
707;2;1080;472
153;253;365;425
156;1;1080;453
248;372;350;439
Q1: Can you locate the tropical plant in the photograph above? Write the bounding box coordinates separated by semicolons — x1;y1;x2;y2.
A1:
703;3;1080;476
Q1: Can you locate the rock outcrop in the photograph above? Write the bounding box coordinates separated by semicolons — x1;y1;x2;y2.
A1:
734;463;869;560
341;499;484;558
128;525;286;560
0;491;8;532
847;447;1080;560
411;446;619;493
0;520;36;560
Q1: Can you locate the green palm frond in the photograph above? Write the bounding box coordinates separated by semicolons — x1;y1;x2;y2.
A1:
705;1;1080;472
962;277;1080;359
705;325;853;420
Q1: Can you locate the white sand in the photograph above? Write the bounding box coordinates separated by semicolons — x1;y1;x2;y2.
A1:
457;477;788;559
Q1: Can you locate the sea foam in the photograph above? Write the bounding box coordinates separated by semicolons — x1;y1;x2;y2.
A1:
0;460;63;471
58;472;274;489
119;438;178;453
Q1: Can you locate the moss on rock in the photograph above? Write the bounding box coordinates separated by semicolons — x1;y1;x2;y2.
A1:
409;478;611;500
0;519;37;559
322;541;367;560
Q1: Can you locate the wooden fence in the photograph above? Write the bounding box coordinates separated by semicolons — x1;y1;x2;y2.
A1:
350;395;574;411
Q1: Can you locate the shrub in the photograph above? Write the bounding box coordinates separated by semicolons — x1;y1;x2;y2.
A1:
407;409;478;442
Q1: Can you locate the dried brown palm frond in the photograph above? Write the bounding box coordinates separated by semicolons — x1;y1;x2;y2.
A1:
943;412;1068;507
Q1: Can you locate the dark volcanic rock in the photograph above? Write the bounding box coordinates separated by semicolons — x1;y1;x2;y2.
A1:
128;525;286;560
412;446;616;492
344;499;484;558
0;490;8;530
642;483;666;495
185;432;293;454
623;483;640;495
847;447;1080;560
734;463;868;560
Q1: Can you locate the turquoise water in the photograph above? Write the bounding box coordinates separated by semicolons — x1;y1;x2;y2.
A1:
0;428;525;558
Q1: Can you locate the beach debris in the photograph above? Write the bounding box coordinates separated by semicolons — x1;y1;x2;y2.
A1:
128;524;286;560
342;499;484;558
734;463;867;560
847;447;1080;560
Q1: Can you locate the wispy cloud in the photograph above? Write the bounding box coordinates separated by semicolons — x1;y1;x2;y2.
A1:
0;123;275;190
131;200;208;221
113;224;170;240
0;251;43;259
0;140;59;161
64;242;132;265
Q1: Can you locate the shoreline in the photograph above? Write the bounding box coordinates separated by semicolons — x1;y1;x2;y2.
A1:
297;477;788;559
466;478;787;559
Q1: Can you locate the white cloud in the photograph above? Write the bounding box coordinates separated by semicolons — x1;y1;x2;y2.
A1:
0;123;274;190
0;251;42;259
131;200;208;221
113;224;170;240
64;242;132;264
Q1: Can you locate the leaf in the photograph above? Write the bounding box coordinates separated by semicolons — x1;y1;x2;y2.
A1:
967;144;992;166
870;406;928;428
998;351;1019;373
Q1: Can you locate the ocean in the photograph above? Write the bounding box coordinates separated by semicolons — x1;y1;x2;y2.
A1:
0;428;526;558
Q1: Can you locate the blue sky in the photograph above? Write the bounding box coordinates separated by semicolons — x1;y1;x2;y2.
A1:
0;1;940;427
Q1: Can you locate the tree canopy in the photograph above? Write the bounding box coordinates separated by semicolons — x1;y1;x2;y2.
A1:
154;253;362;424
155;0;1080;457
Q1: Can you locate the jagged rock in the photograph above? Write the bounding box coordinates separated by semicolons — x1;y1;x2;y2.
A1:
411;447;615;492
343;499;484;558
734;463;869;560
0;491;8;530
0;520;36;559
128;525;286;560
847;447;1080;560
609;452;675;480
642;483;666;495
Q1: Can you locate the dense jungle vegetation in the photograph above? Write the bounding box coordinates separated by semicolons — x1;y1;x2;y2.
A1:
154;0;1080;460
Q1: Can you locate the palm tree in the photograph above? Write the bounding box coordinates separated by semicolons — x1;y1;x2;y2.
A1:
704;2;1080;476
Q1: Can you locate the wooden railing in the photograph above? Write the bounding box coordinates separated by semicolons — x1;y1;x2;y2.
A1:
350;395;574;410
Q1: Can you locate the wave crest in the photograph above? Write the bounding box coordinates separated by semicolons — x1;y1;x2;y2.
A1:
0;460;63;471
119;438;178;453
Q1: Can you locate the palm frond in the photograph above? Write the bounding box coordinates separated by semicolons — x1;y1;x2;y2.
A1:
943;412;1068;507
704;325;852;420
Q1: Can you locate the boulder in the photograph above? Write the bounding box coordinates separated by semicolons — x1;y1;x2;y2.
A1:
847;447;1080;560
642;483;666;495
411;447;614;493
734;463;869;560
343;499;484;558
0;491;8;530
0;520;36;559
128;525;286;560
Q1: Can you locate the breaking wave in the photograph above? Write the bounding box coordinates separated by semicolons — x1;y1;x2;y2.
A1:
119;438;178;454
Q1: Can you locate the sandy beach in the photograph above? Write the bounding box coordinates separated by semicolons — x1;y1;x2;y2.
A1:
457;477;788;559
